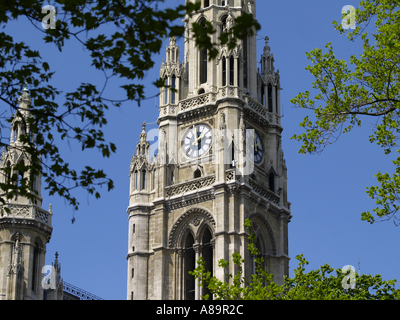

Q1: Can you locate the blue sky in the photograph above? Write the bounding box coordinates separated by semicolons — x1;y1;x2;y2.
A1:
3;1;399;299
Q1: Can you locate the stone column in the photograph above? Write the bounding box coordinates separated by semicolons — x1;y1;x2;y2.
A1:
194;244;201;300
264;84;268;108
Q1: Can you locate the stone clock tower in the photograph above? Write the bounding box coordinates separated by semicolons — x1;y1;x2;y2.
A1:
0;85;55;300
127;0;291;300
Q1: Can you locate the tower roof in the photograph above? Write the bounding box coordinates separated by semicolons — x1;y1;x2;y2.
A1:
18;81;32;108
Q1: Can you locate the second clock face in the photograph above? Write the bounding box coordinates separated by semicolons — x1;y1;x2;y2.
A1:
253;132;264;164
183;124;212;158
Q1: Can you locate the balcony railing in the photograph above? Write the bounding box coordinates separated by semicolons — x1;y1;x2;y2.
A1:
166;174;215;197
243;95;279;125
0;204;52;226
249;178;280;205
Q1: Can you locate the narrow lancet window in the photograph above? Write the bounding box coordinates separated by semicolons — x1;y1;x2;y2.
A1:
268;84;273;112
171;75;176;104
142;170;146;190
269;172;275;193
164;77;168;105
230;56;235;86
243;35;248;88
222;57;227;86
199;19;208;84
200;48;208;84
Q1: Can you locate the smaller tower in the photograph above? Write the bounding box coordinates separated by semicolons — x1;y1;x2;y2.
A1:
160;37;183;116
127;122;155;300
0;84;53;300
44;252;63;300
258;36;281;123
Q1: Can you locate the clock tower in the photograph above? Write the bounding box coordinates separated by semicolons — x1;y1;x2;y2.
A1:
127;0;291;300
0;85;54;300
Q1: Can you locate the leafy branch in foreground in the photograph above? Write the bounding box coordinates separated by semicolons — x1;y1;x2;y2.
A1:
0;0;259;211
290;0;400;225
191;219;400;300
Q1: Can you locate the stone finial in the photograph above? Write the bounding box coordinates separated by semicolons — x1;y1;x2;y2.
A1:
169;36;176;46
263;36;271;56
139;122;147;142
19;81;32;105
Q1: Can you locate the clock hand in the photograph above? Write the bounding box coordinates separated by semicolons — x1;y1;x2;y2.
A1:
192;125;199;146
194;132;207;150
197;132;206;141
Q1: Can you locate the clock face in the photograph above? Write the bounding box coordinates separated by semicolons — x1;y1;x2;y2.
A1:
183;124;212;158
253;132;264;164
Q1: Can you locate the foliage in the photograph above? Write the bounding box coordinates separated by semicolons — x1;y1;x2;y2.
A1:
191;219;282;300
0;0;259;211
290;0;400;224
190;219;400;300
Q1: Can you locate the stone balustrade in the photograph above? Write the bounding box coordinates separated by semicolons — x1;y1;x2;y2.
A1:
249;178;280;205
0;204;52;226
166;174;215;197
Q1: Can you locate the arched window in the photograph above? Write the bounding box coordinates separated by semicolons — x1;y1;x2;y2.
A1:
6;161;11;183
252;233;264;276
269;172;275;193
164;77;168;105
135;170;138;190
256;234;263;255
20;122;26;141
13;126;18;142
194;169;202;179
261;84;265;105
17;170;24;188
201;227;213;300
222;57;227;86
237;57;241;87
142;170;146;190
268;84;273;113
229;56;235;86
171;75;176;104
199;19;208;84
184;233;195;300
204;0;210;7
230;141;235;168
200;48;208;84
221;15;227;34
31;176;36;192
243;34;248;88
32;241;40;292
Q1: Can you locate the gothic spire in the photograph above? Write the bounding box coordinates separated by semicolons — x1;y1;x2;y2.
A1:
261;36;275;75
135;122;150;160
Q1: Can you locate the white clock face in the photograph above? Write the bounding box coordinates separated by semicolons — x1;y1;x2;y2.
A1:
183;124;212;158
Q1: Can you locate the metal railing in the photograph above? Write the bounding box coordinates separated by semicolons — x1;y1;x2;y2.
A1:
63;281;104;300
